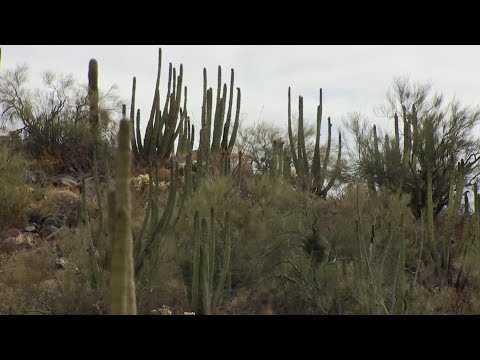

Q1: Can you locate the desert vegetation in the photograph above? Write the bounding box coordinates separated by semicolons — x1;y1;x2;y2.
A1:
1;48;480;315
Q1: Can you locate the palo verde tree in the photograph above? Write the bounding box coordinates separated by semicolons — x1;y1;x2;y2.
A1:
0;63;121;169
346;77;480;219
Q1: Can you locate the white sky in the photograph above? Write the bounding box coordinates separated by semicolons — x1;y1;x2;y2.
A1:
2;45;480;139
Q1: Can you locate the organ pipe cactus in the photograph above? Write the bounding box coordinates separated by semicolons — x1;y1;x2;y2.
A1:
270;139;285;180
129;48;185;164
134;161;181;279
109;118;137;315
443;159;466;272
197;66;241;178
424;115;435;248
88;59;99;136
190;209;231;314
287;87;342;197
474;183;480;241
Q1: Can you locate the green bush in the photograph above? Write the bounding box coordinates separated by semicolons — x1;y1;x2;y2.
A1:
0;145;33;229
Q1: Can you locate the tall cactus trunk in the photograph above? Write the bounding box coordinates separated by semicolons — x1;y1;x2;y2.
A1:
110;118;137;315
425;116;435;250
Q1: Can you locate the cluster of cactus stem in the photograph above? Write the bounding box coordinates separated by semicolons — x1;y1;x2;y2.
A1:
437;158;467;284
270;139;291;181
190;209;231;314
372;106;419;189
197;66;241;179
287;88;342;196
132;111;195;280
133;161;183;280
130;48;190;164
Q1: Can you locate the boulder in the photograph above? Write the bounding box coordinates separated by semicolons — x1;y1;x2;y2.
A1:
25;224;37;232
55;257;68;270
1;228;22;239
52;174;80;188
44;190;79;227
39;225;60;239
41;216;63;229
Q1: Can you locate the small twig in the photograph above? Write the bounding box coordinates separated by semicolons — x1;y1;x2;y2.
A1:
45;226;66;240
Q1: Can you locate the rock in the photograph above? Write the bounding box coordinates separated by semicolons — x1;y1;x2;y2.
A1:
55;257;68;270
41;216;63;229
0;237;17;254
45;190;80;227
1;228;22;239
39;225;59;239
25;225;37;232
52;174;80;188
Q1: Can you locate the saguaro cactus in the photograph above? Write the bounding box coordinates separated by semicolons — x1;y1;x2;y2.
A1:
109;118;137;315
287;87;342;197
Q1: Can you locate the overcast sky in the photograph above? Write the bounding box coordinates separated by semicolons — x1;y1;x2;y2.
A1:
2;45;480;139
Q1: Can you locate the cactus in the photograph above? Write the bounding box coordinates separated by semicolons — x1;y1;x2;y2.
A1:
287;87;341;197
190;209;231;314
130;77;139;156
424;115;435;248
88;59;99;136
130;48;185;164
474;183;480;242
134;161;181;279
270;139;285;181
443;159;466;275
197;66;241;178
109;118;137;315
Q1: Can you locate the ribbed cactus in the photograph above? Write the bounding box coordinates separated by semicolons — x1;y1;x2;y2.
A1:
443;159;465;272
134;161;181;279
197;66;241;178
270;139;285;181
109;118;137;315
88;59;99;135
474;183;480;241
287;87;341;197
190;209;231;314
424;115;435;248
130;48;186;164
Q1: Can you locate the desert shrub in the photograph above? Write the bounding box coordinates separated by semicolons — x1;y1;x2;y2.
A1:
0;145;34;228
0;224;110;315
